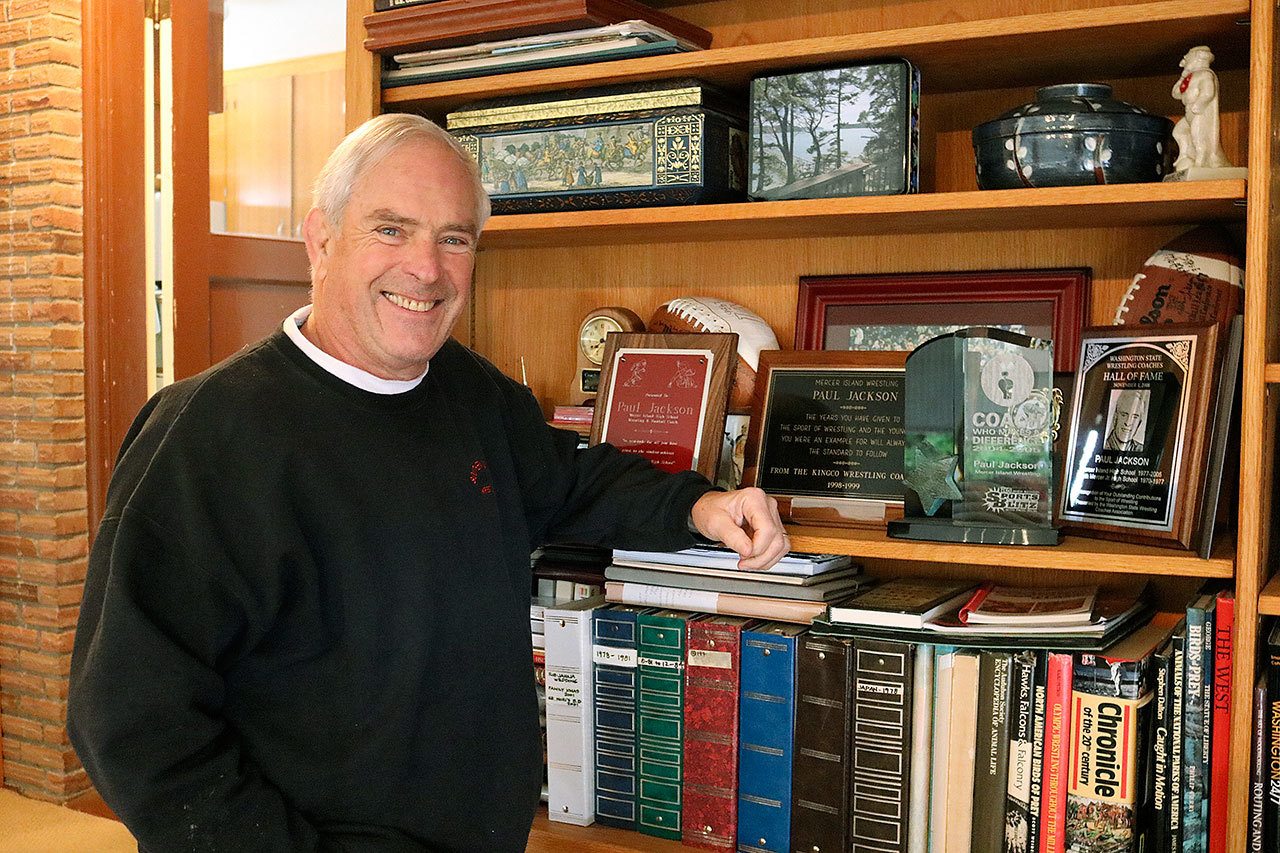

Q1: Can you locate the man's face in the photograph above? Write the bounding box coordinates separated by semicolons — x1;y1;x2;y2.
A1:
1113;393;1143;442
302;139;481;380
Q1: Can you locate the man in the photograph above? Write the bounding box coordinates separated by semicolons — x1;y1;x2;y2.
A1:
1103;389;1147;451
68;114;787;852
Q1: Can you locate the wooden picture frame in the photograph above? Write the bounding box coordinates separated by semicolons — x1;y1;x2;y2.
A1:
795;269;1091;373
590;332;737;482
741;350;909;527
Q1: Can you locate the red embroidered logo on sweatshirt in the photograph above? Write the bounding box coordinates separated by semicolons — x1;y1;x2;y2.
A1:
469;460;493;495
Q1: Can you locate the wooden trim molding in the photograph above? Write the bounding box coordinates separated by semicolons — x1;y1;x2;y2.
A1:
82;0;150;530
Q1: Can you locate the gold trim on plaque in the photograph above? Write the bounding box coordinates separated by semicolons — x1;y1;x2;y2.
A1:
446;87;705;130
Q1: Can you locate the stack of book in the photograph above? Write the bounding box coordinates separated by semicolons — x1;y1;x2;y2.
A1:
367;0;713;87
535;580;1232;853
532;543;608;601
548;405;593;448
604;544;870;624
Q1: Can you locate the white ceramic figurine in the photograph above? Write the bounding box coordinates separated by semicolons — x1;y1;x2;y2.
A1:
1167;45;1246;181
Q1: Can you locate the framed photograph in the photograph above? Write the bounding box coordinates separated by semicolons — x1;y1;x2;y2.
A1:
590;332;737;482
795;269;1091;373
741;350;908;527
1058;324;1222;550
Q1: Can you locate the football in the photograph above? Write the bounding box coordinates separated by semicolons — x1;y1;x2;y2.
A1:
1113;225;1244;327
648;297;779;412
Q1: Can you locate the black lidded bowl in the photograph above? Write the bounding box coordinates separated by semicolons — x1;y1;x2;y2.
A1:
971;83;1174;190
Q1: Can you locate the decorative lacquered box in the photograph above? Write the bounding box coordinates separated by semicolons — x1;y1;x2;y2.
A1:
748;59;920;199
447;79;748;214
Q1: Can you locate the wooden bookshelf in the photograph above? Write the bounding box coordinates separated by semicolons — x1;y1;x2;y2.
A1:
350;0;1277;849
472;181;1246;249
786;526;1235;577
1260;572;1280;616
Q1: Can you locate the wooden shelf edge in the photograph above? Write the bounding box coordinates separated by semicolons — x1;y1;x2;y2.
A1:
473;181;1246;249
382;0;1249;109
1264;363;1280;383
528;811;684;852
1259;572;1280;616
785;524;1235;577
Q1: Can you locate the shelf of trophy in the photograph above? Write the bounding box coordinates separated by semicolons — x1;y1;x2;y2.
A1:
1259;572;1280;616
784;524;1236;578
469;181;1246;249
527;812;684;853
379;0;1249;115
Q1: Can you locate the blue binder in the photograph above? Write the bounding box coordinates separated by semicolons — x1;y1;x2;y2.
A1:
592;604;649;829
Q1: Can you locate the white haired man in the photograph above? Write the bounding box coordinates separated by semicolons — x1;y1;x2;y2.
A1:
68;114;787;852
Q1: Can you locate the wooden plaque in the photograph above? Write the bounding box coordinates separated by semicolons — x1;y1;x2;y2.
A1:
590;332;736;482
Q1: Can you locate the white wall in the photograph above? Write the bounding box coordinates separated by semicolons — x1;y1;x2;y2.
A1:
222;0;347;69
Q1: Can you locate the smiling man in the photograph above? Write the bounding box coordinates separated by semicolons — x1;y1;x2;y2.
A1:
68;114;787;852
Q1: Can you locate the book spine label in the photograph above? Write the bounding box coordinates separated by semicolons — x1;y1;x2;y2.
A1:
1208;595;1232;853
1028;653;1047;852
637;612;688;840
1266;637;1280;852
789;636;854;853
592;609;641;830
738;627;798;853
1039;652;1072;853
1151;644;1173;853
973;651;1012;853
1182;607;1208;853
1005;651;1037;853
1065;691;1146;851
1247;675;1264;852
1170;631;1186;852
850;638;914;853
545;606;596;826
682;620;744;852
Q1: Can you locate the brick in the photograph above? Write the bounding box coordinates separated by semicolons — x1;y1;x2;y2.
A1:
0;599;19;620
2;692;64;724
48;324;82;347
15;740;78;773
30;205;80;231
0;442;37;463
13;133;78;161
17;648;70;676
36;488;85;511
37;629;74;654
0;669;46;696
34;579;83;605
35;442;84;463
0;114;28;139
16;556;84;584
0;623;39;650
17;511;86;537
23;600;77;630
0;714;44;742
0;23;32;47
0;487;39;510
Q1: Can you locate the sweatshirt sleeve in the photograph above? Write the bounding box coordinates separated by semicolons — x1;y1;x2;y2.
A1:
69;511;323;853
500;377;716;551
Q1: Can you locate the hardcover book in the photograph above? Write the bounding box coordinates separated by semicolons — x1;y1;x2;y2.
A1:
682;615;753;851
604;564;870;602
943;650;980;853
959;584;1096;626
738;622;804;853
1181;594;1213;853
1207;590;1233;853
929;647;957;848
1151;637;1174;853
544;596;607;826
1170;622;1187;853
448;79;747;214
1028;652;1048;852
1064;619;1167;853
906;644;934;853
591;604;648;829
850;637;916;853
612;545;853;577
971;651;1013;853
604;580;830;625
826;578;977;629
636;609;693;840
789;635;855;853
1039;651;1073;853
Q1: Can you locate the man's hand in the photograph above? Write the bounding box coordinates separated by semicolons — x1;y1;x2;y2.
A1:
690;487;789;571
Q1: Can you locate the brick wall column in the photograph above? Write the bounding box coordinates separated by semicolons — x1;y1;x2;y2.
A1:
0;0;89;802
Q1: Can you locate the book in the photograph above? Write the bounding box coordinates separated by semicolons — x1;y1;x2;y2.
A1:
384;37;683;85
1181;594;1213;853
826;578;976;629
682;615;752;851
929;647;957;849
1265;622;1280;852
544;596;606;826
943;650;980;853
373;0;443;10
392;20;699;65
971;651;1012;853
789;635;855;853
850;637;916;853
604;580;831;625
1246;666;1264;852
613;545;853;576
1151;637;1174;853
1039;651;1073;853
1207;590;1233;853
591;604;648;829
1169;622;1187;853
609;560;861;587
1028;653;1048;851
636;609;692;840
959;583;1096;626
906;644;934;853
1006;651;1038;853
605;563;871;602
1064;618;1168;853
738;623;804;853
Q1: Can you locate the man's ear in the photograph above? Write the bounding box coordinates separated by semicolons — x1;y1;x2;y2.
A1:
302;207;332;277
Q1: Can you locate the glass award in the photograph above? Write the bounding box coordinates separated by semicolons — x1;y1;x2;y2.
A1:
888;327;1059;545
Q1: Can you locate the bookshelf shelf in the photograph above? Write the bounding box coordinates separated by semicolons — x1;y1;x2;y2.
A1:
785;526;1235;578
381;0;1249;114
1259;573;1280;616
472;181;1246;249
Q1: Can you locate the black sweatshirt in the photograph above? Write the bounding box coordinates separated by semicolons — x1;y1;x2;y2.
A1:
69;331;712;852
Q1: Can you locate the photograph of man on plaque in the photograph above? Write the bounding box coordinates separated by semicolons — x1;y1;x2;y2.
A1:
1103;389;1150;451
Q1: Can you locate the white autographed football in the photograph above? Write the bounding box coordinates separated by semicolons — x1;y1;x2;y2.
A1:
1113;226;1243;327
648;297;779;412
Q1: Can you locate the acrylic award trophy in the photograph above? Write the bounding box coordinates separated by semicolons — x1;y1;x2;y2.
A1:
888;327;1059;545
